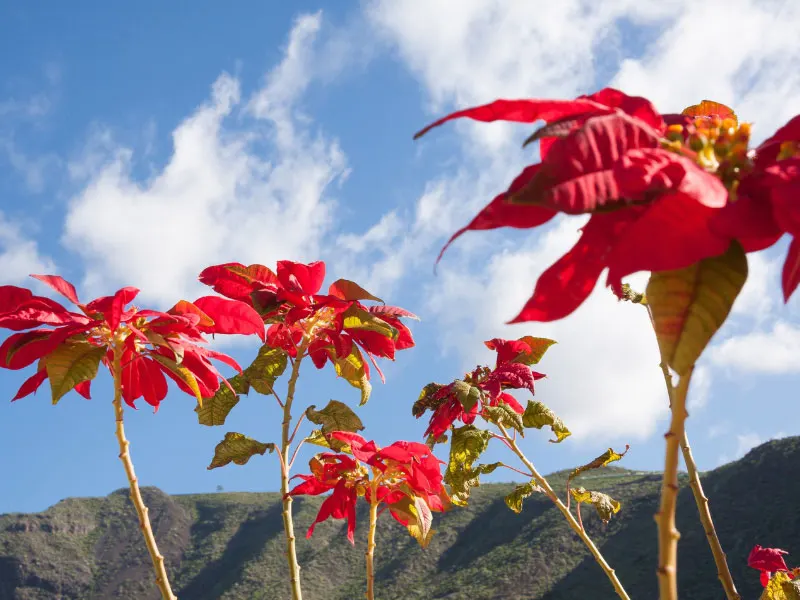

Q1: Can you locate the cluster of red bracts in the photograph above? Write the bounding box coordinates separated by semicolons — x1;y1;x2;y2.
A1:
417;88;800;323
0;260;415;409
287;432;449;545
748;545;797;587
415;336;546;439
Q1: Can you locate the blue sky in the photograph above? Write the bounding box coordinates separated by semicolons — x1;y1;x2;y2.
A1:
2;1;800;514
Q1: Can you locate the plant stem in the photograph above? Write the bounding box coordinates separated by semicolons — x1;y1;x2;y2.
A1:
366;479;379;600
112;341;177;600
648;300;740;600
280;344;307;600
655;367;692;600
497;424;630;600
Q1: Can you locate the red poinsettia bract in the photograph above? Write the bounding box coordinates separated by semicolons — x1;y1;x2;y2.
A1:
748;545;796;588
413;336;548;439
287;432;449;546
198;260;416;393
0;275;261;409
417;89;800;322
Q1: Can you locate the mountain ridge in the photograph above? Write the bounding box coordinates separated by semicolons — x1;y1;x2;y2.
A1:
2;437;798;599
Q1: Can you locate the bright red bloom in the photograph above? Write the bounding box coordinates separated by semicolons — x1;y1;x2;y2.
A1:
0;274;258;409
413;336;547;438
416;90;780;322
199;261;416;394
748;545;793;587
287;432;449;546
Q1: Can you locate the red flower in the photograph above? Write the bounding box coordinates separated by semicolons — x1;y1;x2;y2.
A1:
287;432;449;545
199;261;416;393
748;545;793;587
0;274;258;409
416;90;769;322
414;336;547;438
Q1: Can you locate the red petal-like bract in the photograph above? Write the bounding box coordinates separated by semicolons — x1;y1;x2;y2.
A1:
29;274;81;305
192;296;266;342
748;545;792;588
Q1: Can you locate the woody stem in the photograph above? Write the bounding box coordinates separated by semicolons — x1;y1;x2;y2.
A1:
658;363;740;600
497;424;630;600
646;303;739;600
365;478;379;600
280;343;307;600
655;367;692;600
112;340;177;600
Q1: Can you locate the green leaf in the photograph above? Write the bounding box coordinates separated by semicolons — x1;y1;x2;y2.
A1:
329;278;384;303
342;305;397;340
44;341;106;405
451;380;482;413
505;481;542;513
243;345;288;395
569;487;621;524
568;446;629;483
332;346;372;405
387;494;436;548
522;400;571;442
483;400;524;435
760;571;800;600
515;336;557;365
195;374;250;426
306;400;364;435
444;425;499;506
646;241;747;376
207;432;275;470
412;383;446;417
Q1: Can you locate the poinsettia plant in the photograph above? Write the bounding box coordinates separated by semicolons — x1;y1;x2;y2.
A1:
288;431;449;600
0;275;258;600
416;88;800;600
198;259;416;600
414;334;631;599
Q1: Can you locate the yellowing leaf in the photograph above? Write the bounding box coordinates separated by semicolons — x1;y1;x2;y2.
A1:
444;425;499;506
646;241;747;376
412;382;446;417
515;336;557;365
505;481;542;513
569;487;621;524
244;345;288;395
195;373;250;426
759;571;800;600
568;446;629;484
207;432;275;470
483;401;524;435
151;354;204;405
451;380;481;412
306;400;364;435
332;346;372;405
342;306;397;340
44;341;105;405
522;400;571;442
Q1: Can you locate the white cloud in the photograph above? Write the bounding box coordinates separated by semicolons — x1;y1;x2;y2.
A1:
708;321;800;374
62;13;348;306
353;0;800;443
424;217;666;442
0;212;55;284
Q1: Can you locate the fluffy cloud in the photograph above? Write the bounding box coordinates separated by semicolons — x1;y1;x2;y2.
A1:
0;212;54;284
708;322;800;374
353;0;800;443
62;13;348;306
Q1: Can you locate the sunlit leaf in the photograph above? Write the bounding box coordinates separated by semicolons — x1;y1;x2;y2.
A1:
412;383;446;417
483;401;524;435
444;425;499;506
569;487;621;524
646;241;747;376
342;306;397;340
43;341;105;404
505;481;542;513
568;446;629;483
306;400;364;435
151;354;204;405
244;345;288;395
760;572;800;600
451;380;481;412
522;400;571;442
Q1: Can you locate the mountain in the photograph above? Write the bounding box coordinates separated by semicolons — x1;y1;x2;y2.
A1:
2;437;799;600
